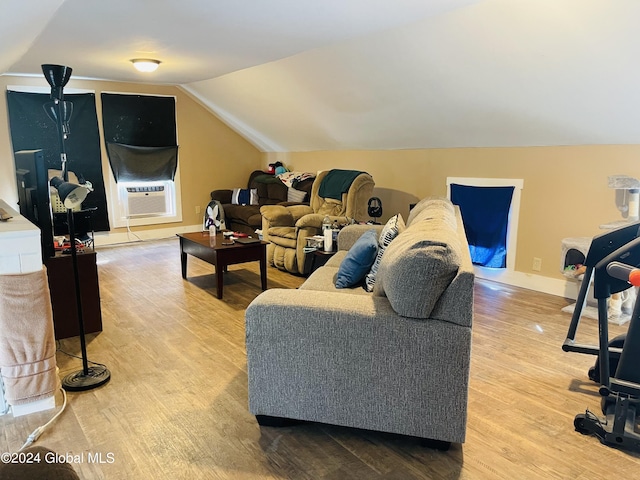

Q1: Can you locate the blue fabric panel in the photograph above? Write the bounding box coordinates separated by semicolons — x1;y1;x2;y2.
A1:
238;188;250;205
450;184;514;268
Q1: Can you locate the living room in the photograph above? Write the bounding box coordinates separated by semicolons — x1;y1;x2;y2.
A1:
1;0;640;478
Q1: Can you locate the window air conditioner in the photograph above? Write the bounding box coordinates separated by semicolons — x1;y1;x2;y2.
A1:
125;186;168;217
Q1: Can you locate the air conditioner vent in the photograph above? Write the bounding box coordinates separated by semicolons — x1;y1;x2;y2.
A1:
125;186;168;217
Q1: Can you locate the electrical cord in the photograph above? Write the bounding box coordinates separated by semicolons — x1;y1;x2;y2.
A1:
55;342;107;368
17;388;67;452
19;340;108;452
123;215;176;243
125;215;144;242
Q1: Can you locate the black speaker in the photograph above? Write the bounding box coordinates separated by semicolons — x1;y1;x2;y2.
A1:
14;149;55;259
368;197;383;220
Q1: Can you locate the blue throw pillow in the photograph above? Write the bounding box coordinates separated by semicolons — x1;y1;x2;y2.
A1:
335;229;379;289
231;188;258;205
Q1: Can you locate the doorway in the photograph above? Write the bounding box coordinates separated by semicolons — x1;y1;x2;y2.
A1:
447;177;524;274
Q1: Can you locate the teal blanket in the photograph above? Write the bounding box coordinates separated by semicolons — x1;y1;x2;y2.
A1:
318;170;366;200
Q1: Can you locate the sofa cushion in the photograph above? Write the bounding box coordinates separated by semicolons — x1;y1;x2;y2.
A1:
407;196;454;227
409;203;457;232
364;213;406;292
325;250;346;268
223;204;260;224
247;213;263;228
300;265;371;295
252;174;288;205
374;218;461;318
335;229;379;289
317;198;345;216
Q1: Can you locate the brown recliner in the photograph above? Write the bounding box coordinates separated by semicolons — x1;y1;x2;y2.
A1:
261;170;375;275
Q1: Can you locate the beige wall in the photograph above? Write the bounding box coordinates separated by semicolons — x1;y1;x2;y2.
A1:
3;74;639;282
0;75;261;232
277;146;640;280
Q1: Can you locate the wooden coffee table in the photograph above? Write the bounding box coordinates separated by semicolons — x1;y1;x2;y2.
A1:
178;232;267;299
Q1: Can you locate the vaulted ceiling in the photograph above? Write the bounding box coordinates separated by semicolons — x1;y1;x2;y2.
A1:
2;0;639;151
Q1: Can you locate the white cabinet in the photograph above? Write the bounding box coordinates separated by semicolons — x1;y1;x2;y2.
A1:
0;200;42;275
0;200;55;416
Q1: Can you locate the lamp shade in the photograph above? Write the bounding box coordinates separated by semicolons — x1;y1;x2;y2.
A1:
43;101;73;135
41;64;72;100
50;176;88;209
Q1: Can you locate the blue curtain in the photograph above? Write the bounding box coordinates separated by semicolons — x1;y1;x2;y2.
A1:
450;184;515;268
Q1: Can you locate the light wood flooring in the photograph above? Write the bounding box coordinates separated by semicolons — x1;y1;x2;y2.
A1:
1;237;639;479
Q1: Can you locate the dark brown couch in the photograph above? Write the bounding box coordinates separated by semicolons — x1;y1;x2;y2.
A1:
210;170;314;235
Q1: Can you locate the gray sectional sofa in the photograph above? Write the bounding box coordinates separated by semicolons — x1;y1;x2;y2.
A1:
245;198;474;447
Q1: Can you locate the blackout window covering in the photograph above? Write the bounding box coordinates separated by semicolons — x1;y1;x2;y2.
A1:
106;143;178;182
101;93;178;183
6;90;110;232
450;183;515;268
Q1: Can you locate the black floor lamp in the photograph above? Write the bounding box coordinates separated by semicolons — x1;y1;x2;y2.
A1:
43;64;111;391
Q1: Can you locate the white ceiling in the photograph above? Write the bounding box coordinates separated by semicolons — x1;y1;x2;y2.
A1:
3;0;640;151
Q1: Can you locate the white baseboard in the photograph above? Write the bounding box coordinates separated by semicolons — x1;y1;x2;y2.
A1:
475;266;580;300
93;224;203;247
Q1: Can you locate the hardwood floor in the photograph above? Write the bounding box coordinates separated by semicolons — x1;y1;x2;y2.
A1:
1;237;639;479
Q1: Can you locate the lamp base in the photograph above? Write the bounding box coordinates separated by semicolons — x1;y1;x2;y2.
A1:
61;365;111;392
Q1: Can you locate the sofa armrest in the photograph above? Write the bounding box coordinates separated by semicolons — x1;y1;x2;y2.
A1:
260;205;295;227
295;213;324;229
210;189;232;204
337;224;383;251
296;214;350;230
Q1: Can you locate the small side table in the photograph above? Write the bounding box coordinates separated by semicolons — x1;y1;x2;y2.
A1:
44;251;103;339
308;249;337;275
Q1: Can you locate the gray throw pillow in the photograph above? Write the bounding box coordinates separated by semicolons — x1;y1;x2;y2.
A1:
287;187;307;203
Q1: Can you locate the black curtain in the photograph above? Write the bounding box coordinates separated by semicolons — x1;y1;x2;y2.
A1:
106;143;178;182
101;93;177;183
450;184;515;268
6;91;110;232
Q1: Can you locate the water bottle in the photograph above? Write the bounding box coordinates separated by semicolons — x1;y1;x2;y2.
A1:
322;215;332;251
323;226;333;252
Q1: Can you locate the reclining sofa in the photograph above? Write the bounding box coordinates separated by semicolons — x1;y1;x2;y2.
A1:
245;197;475;447
210;170;314;235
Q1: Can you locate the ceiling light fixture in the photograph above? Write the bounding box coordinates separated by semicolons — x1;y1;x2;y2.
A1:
131;58;161;73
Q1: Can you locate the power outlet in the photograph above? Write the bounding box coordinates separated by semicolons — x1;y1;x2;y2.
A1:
532;257;542;272
195;205;201;215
